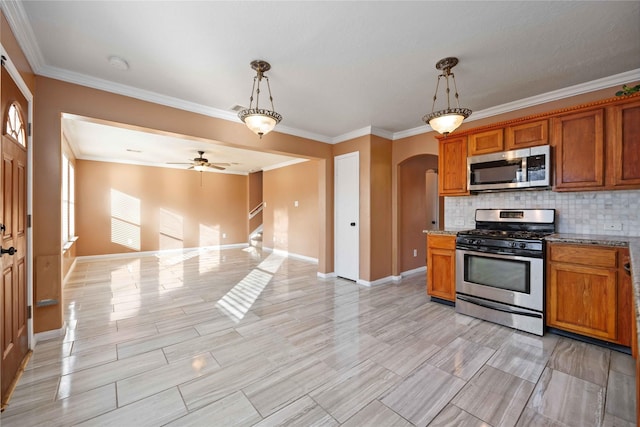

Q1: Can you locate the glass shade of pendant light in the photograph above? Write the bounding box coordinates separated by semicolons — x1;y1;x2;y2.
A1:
422;57;472;135
238;60;282;138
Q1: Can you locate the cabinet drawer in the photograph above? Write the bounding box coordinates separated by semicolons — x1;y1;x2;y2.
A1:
548;244;617;268
427;234;456;250
505;120;548;150
468;129;504;156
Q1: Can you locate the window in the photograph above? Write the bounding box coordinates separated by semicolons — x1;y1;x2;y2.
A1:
5;102;26;146
62;154;75;245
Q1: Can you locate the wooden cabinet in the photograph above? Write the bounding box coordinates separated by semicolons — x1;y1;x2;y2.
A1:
552;97;640;192
426;234;456;302
547;243;632;347
438;136;468;196
468;129;504;156
607;99;640;188
551;109;605;190
505;119;548;150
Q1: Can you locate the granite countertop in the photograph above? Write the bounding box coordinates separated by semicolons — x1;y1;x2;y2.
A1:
422;229;463;235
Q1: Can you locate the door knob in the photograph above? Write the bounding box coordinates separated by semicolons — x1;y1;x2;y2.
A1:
0;224;5;233
350;222;356;226
1;246;15;256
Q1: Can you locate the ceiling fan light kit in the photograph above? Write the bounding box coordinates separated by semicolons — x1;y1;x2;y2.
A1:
238;60;283;138
422;57;472;135
166;151;230;172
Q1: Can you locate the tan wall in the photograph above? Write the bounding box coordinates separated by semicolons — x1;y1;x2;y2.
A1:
263;161;319;259
398;155;438;273
369;136;393;281
75;160;247;256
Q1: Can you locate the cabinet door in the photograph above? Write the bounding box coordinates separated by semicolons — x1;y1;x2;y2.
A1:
618;249;633;348
552;109;605;190
547;262;617;341
426;235;456;301
468;129;504;156
438;136;468;196
505;120;548;150
609;100;640;187
427;247;456;301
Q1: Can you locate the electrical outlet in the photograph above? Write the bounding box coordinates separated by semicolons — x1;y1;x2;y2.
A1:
603;222;622;231
454;218;464;226
413;249;417;257
222;233;227;239
294;200;299;207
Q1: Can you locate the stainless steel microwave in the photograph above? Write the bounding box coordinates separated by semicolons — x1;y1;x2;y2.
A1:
467;145;551;192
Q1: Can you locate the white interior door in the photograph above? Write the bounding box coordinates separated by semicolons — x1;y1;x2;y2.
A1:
334;152;359;281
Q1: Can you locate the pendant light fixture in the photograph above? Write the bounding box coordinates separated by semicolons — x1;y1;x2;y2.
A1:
238;60;282;138
422;57;472;135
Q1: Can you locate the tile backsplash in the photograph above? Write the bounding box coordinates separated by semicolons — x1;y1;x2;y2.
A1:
445;189;640;236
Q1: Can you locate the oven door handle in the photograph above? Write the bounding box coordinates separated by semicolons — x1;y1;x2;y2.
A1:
457;295;542;319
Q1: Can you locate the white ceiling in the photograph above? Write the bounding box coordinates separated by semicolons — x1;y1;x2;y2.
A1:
3;1;640;171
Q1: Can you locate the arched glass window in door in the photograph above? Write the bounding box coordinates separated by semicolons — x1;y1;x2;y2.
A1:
5;102;26;146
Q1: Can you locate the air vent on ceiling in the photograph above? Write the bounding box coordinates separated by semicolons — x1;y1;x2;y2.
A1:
230;104;247;112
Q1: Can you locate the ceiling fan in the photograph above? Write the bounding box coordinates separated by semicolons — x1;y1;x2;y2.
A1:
167;151;230;171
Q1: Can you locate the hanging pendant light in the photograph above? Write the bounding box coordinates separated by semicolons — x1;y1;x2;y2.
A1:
422;57;472;135
238;60;282;138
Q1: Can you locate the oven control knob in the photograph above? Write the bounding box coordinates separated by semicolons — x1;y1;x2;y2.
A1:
519;243;527;249
510;242;517;248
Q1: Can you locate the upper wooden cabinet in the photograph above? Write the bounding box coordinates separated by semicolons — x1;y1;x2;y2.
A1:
435;93;640;196
552;108;605;190
607;99;640;188
438;136;468;196
468;129;504;156
505;119;548;150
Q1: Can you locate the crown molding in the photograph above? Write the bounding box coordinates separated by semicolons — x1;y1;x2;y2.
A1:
0;0;45;72
464;68;640;124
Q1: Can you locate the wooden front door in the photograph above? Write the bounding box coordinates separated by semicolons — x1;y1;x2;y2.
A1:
0;65;29;408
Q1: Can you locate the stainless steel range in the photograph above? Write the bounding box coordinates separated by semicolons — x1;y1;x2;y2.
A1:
455;208;555;335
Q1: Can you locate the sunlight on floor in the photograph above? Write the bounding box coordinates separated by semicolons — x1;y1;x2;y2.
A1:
216;252;285;322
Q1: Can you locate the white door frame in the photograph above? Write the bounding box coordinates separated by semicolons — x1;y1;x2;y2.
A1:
1;46;35;351
334;151;359;281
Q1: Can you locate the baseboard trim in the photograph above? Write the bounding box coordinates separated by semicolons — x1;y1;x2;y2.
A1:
76;243;249;262
357;275;394;287
317;271;337;279
34;322;67;344
262;247;319;264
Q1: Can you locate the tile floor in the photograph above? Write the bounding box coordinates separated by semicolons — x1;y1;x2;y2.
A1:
1;247;636;426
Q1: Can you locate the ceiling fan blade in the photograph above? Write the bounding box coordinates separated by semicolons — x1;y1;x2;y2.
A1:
210;165;226;171
166;162;193;165
209;162;231;167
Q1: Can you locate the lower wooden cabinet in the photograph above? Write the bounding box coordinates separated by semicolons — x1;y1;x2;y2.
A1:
426;234;456;302
546;243;632;347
